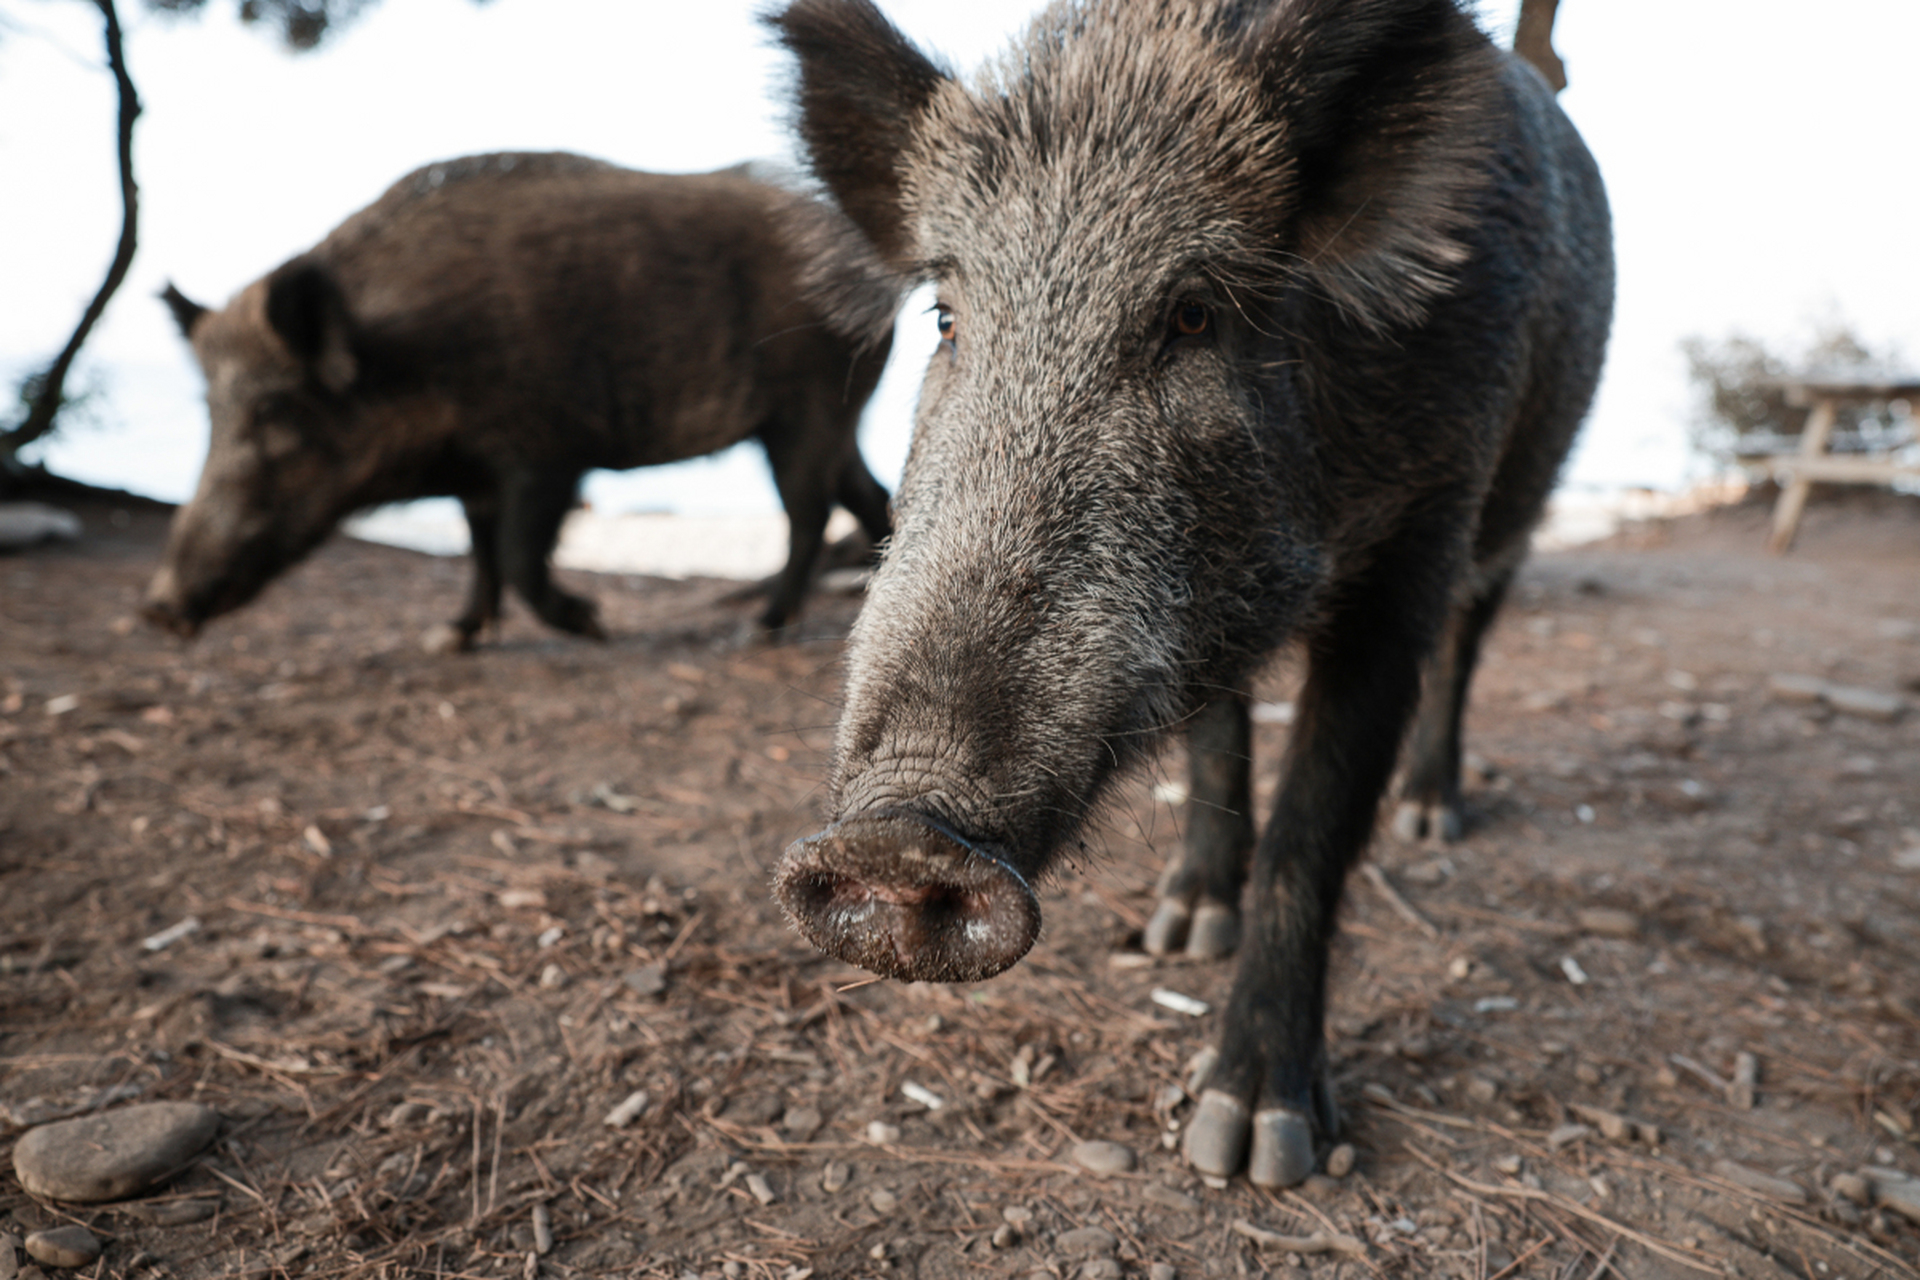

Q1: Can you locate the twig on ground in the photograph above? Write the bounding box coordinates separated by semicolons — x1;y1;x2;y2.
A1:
1361;863;1441;940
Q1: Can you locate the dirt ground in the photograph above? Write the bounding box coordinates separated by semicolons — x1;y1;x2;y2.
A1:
4;490;1919;1280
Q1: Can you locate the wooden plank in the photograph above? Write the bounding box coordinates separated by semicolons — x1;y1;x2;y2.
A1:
1773;377;1920;407
1768;396;1839;553
1766;455;1920;485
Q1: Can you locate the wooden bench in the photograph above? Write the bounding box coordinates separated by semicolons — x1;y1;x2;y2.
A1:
1760;377;1920;552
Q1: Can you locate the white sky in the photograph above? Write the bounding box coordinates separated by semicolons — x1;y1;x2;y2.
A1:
4;0;1918;514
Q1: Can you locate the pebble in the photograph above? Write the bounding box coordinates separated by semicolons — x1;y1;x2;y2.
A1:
992;1223;1018;1249
603;1090;650;1129
1547;1123;1592;1151
1767;672;1829;705
622;963;668;997
1298;1173;1342;1201
1575;907;1640;939
1056;1226;1118;1257
781;1106;824;1141
1070;1140;1136;1177
12;1102;221;1203
1712;1159;1806;1203
1;1233;18;1280
746;1173;777;1206
1149;1265;1177;1280
1141;1183;1200;1213
1082;1260;1124;1280
1830;1172;1873;1206
869;1187;899;1213
1002;1206;1034;1227
821;1161;851;1194
1324;1144;1356;1178
24;1226;101;1270
1492;1153;1523;1175
865;1120;901;1145
1825;685;1906;722
1866;1169;1920;1223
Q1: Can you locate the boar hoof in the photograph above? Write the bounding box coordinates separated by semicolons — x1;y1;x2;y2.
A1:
1142;900;1191;956
1248;1108;1316;1188
421;623;473;655
1186;901;1240;959
1391;799;1463;845
1183;1090;1250;1177
774;811;1041;984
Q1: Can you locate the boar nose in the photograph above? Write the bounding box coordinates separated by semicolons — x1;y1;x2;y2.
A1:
140;590;202;638
774;811;1041;984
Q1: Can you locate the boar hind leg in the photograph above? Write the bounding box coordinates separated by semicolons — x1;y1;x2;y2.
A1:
836;451;892;548
1392;564;1516;844
501;471;605;641
1185;554;1443;1188
1144;692;1252;960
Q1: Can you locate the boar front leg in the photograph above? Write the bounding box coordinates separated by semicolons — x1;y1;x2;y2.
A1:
1144;692;1253;960
500;470;605;641
757;431;843;633
447;493;505;650
1185;545;1449;1187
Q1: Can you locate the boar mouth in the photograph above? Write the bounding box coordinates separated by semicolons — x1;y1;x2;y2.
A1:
774;810;1041;984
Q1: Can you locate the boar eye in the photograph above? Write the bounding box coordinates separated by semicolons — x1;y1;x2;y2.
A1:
1171;302;1213;338
934;304;957;346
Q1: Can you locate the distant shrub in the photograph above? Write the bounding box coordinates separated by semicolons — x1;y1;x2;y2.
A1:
1680;325;1912;469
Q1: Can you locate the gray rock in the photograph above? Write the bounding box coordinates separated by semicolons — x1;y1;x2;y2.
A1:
1149;1265;1177;1280
1767;672;1829;705
24;1226;100;1270
1;1232;19;1280
12;1102;220;1203
821;1161;851;1194
1298;1173;1343;1200
868;1187;899;1213
1056;1227;1118;1257
1069;1140;1136;1177
1575;907;1640;939
1826;684;1907;722
1324;1143;1356;1178
1141;1183;1200;1213
1829;1172;1873;1206
0;505;82;551
781;1106;823;1141
622;963;668;997
1080;1260;1124;1280
1866;1169;1920;1224
1712;1159;1806;1203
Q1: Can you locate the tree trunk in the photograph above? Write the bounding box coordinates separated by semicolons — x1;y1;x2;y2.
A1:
2;0;142;475
1513;0;1567;94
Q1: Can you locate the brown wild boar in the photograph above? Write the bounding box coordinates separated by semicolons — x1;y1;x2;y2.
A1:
767;0;1613;1187
148;152;901;647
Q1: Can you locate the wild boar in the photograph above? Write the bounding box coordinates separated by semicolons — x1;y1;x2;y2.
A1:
766;0;1612;1187
147;152;901;647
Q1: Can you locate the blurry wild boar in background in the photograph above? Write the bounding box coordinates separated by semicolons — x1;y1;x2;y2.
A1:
148;152;902;648
768;0;1612;1186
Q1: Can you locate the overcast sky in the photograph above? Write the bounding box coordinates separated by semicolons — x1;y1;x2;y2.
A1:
4;0;1918;515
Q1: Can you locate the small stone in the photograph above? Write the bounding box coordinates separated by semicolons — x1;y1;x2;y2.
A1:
1056;1226;1118;1257
1002;1205;1034;1227
1492;1153;1523;1175
1729;1052;1759;1111
821;1161;851;1194
1298;1173;1342;1201
869;1187;899;1213
1070;1140;1136;1177
1141;1183;1200;1213
531;1203;553;1256
12;1102;221;1203
746;1173;777;1206
1324;1143;1356;1178
1149;1265;1177;1280
1081;1260;1123;1280
622;963;668;997
1712;1159;1806;1203
1825;684;1906;722
1547;1124;1592;1150
1768;672;1829;705
24;1226;100;1270
1830;1173;1873;1206
781;1106;823;1141
1466;1077;1499;1103
603;1090;651;1129
1575;908;1640;939
865;1120;901;1145
1866;1169;1920;1223
121;1196;220;1225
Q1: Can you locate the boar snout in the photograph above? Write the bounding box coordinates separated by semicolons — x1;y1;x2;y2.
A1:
774;811;1041;984
141;571;204;638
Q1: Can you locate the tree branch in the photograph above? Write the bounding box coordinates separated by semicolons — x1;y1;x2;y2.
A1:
3;0;142;468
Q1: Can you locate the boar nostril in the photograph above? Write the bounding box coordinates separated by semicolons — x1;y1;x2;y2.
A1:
774;811;1041;984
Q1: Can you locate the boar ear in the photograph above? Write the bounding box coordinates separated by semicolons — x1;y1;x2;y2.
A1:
160;283;209;339
765;0;950;271
265;261;358;394
1248;0;1502;330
